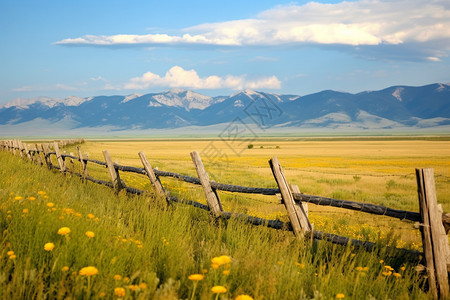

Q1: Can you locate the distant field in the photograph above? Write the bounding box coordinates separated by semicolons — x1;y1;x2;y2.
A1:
62;138;450;250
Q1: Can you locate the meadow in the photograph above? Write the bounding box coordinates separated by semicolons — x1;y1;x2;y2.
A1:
1;137;449;299
66;138;450;249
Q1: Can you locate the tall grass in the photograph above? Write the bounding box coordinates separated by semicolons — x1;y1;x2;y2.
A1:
0;151;431;299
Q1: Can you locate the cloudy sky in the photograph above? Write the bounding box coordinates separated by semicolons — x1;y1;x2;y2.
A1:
1;0;449;104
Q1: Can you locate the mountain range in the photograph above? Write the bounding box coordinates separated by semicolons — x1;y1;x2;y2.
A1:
0;83;449;136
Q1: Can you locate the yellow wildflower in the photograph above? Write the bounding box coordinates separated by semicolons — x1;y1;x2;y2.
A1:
63;208;74;214
22;209;29;214
87;213;95;219
188;274;204;281
61;266;69;272
14;196;23;200
223;270;230;275
44;242;55;251
211;255;231;266
28;197;36;201
123;276;130;283
7;251;14;256
139;283;147;290
114;287;126;297
9;254;16;260
79;266;99;276
57;227;71;235
129;285;138;291
336;293;345;299
355;266;363;271
393;272;402;278
85;231;95;238
46;202;54;208
235;295;254;300
400;266;406;271
382;271;392;277
211;286;227;294
114;274;122;280
99;292;106;298
295;262;305;269
38;191;46;195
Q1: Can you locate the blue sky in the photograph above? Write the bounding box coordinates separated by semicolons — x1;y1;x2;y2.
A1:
1;0;449;104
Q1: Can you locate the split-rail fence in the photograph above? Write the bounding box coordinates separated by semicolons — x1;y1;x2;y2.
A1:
1;139;449;299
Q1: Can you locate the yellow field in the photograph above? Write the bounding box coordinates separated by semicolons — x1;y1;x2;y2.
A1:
64;138;450;250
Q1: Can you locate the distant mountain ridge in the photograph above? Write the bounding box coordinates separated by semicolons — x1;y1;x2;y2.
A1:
0;83;449;134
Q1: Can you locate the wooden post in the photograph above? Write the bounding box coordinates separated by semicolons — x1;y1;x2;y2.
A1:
416;168;449;299
35;144;43;166
190;151;223;215
53;142;66;172
77;146;88;180
17;140;24;158
269;156;311;237
103;150;124;192
23;143;32;161
138;151;167;198
290;184;308;217
41;144;52;168
12;140;18;155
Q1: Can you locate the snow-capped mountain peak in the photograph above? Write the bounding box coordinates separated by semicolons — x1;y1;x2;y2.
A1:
231;89;261;99
121;93;142;103
151;89;213;110
392;87;404;101
0;96;92;109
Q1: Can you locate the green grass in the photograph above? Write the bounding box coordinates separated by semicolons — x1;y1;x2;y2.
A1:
0;148;433;299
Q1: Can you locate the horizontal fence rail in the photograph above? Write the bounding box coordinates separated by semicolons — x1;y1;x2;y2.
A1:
2;139;450;298
56;153;425;221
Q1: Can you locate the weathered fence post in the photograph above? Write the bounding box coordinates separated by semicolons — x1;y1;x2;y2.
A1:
416;168;449;299
23;143;32;161
35;144;43;166
138;151;167;198
17;140;24;158
190;151;223;216
53;142;66;172
269;156;311;238
77;146;88;180
41;144;52;169
103;150;125;192
290;184;308;217
12;140;18;155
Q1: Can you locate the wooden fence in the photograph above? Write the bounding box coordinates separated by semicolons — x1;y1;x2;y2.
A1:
1;139;449;299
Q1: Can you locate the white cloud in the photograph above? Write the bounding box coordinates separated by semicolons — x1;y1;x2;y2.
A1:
120;66;281;90
90;76;107;81
12;84;77;92
55;0;450;51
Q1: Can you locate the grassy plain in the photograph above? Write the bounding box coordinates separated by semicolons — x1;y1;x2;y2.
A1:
65;138;450;250
1;137;448;299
